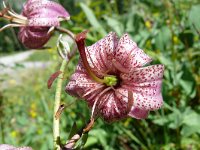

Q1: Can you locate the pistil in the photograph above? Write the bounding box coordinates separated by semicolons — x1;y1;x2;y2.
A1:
75;31;105;84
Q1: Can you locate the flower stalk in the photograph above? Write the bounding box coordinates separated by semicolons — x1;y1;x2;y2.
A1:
53;27;77;150
53;59;67;150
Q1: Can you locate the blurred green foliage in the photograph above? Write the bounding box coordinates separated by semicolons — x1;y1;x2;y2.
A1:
0;0;200;149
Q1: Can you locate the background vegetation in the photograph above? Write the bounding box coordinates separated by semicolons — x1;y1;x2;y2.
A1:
0;0;200;149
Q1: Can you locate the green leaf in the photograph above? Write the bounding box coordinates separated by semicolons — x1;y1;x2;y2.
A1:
89;129;108;147
68;122;78;140
80;3;107;36
84;136;98;148
179;64;196;97
181;125;200;137
155;26;171;51
189;5;200;32
153;117;169;126
182;108;200;127
104;16;123;35
179;30;194;48
74;133;88;149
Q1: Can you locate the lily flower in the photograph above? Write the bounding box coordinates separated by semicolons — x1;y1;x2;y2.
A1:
0;0;70;48
0;144;32;150
66;31;165;122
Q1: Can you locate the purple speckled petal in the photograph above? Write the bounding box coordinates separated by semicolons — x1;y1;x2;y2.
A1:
97;90;128;122
86;32;117;77
23;0;70;27
114;34;152;72
24;0;69;17
121;65;164;84
0;144;32;150
0;144;15;150
121;65;164;110
18;26;51;48
66;61;103;99
128;107;149;119
28;18;60;26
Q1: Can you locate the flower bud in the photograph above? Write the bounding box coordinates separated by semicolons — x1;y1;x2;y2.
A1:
0;0;70;49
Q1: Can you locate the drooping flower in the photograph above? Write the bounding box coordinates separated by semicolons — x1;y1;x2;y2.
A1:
0;144;32;150
0;0;70;48
66;32;165;122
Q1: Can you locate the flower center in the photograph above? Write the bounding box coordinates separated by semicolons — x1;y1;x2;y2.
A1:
103;75;118;87
75;31;120;87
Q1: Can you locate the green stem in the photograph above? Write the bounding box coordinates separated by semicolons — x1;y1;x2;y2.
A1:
53;59;67;150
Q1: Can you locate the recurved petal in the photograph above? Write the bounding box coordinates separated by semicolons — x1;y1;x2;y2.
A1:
121;65;164;110
121;64;164;84
128;107;149;119
114;34;152;72
86;32;118;77
23;0;70;26
24;0;69;17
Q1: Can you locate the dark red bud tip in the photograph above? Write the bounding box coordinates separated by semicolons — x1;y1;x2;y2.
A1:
75;30;89;43
47;71;62;89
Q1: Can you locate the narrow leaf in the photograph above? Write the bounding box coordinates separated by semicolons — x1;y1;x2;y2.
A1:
47;71;62;89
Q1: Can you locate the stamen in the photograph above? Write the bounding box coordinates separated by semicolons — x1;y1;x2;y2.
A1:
47;26;55;34
91;87;112;119
11;18;28;25
1;1;28;25
7;10;27;20
2;0;26;20
83;84;104;97
58;16;70;22
112;88;134;113
127;91;134;113
2;1;7;9
0;24;23;32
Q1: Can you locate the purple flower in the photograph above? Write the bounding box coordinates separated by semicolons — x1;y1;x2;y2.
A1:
0;144;32;150
0;0;70;48
66;32;165;122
